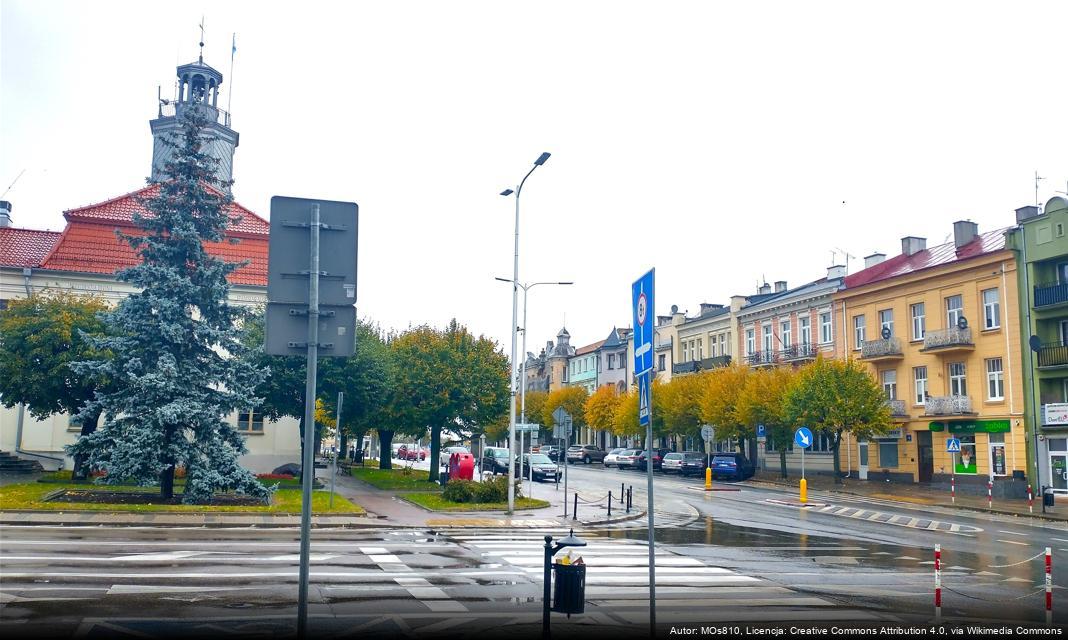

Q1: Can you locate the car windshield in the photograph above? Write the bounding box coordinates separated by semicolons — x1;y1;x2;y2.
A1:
713;456;737;464
663;453;683;460
622;449;638;456
609;448;625;455
567;446;582;451
527;454;553;464
684;453;705;460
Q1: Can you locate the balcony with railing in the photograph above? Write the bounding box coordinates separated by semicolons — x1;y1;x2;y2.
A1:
1038;342;1068;369
920;327;974;353
1035;281;1068;308
700;355;732;370
923;394;975;416
672;360;700;375
860;337;903;362
745;351;778;367
885;398;907;418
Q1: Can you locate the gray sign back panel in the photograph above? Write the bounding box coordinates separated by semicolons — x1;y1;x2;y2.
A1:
267;196;358;306
265;302;356;357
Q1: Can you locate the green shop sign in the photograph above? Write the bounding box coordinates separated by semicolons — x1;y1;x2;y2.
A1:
928;420;1011;434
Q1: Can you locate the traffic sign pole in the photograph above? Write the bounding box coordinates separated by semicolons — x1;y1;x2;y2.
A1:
632;269;656;638
297;203;320;640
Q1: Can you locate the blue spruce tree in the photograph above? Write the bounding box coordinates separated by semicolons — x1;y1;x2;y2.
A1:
68;103;270;504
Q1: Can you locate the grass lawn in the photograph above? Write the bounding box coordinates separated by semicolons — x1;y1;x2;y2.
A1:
39;470;314;489
0;482;363;514
350;466;442;491
401;492;550;512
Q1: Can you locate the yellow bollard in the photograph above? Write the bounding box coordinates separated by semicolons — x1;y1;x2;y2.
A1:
800;478;808;504
705;467;712;492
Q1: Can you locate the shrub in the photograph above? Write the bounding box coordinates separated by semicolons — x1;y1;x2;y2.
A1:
442;480;477;503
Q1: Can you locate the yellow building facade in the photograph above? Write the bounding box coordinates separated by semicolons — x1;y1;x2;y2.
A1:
833;223;1029;497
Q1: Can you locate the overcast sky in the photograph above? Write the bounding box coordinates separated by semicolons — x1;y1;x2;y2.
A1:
2;1;1066;356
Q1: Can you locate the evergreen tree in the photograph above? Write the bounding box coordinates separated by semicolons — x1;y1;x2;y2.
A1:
67;104;269;503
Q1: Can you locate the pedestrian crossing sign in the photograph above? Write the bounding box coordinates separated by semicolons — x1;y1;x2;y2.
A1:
946;438;961;453
638;373;650;426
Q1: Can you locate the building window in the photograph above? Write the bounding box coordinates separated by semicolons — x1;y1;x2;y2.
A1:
607;354;614;370
946;295;963;328
745;329;755;355
881;369;897;400
658;354;666;372
914;366;928;405
819;312;832;344
780;320;791;349
709;335;718;357
799;316;811;345
986;357;1004;400
949;362;967;396
762;325;773;352
696;339;703;360
911;303;925;340
878;442;899;469
956;435;977;474
878;309;894;338
853;315;865;350
982;288;1000;330
238;410;264;433
722;333;729;355
683;342;689;362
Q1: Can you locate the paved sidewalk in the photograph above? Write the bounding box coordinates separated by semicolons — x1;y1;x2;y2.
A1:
750;471;1067;522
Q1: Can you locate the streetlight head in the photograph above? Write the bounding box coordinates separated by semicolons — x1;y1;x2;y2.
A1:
534;152;551;166
500;189;514;196
558;281;574;285
494;277;513;283
559;528;587;548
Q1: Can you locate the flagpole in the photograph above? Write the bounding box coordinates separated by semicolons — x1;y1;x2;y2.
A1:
227;33;236;117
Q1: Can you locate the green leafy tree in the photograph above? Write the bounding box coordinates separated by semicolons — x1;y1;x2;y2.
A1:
736;366;798;479
67;104;269;503
0;293;111;481
784;357;892;483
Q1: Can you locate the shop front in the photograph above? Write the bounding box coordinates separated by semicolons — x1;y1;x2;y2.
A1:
1039;403;1068;495
928;419;1026;498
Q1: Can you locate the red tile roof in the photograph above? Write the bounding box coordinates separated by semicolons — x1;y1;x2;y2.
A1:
64;183;270;237
574;340;606;356
843;228;1011;290
0;227;62;267
2;185;269;287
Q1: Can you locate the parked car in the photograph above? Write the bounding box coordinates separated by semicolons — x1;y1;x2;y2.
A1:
679;452;710;476
443;445;469;456
660;452;685;474
710;452;754;481
602;448;627;468
397;444;426;461
614;448;642;469
481;447;512;475
566;444;607;464
635;448;672;471
520;453;559;482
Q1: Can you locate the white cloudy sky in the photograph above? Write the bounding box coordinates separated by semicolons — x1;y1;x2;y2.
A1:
2;0;1066;355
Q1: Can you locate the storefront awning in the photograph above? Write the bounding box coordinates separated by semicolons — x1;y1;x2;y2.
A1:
928;420;1010;433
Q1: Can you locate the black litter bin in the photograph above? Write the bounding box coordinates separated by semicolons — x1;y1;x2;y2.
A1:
1044;489;1055;508
440;469;450;485
552;563;586;615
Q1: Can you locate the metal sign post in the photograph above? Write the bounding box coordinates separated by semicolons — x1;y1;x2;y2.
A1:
631;268;656;637
265;196;357;640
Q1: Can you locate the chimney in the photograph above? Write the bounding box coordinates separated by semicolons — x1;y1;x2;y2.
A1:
826;264;846;279
1015;205;1041;224
953;220;979;248
758;283;771;295
657;315;672;327
901;236;926;256
774;280;787;293
864;253;886;269
730;295;748;312
0;201;11;228
671;305;685;325
699;303;723;314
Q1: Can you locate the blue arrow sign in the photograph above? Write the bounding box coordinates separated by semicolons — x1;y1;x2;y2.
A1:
946;438;961;453
632;269;655;377
794;427;813;449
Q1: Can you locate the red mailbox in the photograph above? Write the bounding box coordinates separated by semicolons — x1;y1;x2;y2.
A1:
455;453;475;480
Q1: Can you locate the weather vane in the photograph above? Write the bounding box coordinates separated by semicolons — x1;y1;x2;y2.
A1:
198;16;205;63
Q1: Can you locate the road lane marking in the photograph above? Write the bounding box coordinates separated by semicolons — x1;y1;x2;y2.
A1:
996;539;1030;546
998;531;1028;536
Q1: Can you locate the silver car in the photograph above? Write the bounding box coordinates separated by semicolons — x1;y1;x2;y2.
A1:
614;449;642;469
602;448;627;468
661;452;685;473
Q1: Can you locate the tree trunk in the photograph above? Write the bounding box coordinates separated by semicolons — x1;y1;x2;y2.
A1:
71;408;102;482
377;429;394;470
831;429;843;485
160;463;176;500
779;448;788;480
428;424;442;483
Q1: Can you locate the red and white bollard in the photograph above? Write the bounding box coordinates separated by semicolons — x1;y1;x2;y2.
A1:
988;478;993;510
1046;547;1053;627
1029;485;1035;515
935;544;942;623
951;474;956;505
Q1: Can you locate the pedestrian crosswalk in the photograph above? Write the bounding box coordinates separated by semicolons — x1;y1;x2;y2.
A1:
443;529;886;622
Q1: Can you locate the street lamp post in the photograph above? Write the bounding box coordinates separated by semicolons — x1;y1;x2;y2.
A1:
501;152;551;515
497;278;574;498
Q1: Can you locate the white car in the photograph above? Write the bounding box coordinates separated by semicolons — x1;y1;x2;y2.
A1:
602;448;627;468
660;452;685;473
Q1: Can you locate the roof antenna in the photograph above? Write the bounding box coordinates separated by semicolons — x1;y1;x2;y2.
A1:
2;168;26;199
834;247;855;274
1035;170;1045;208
